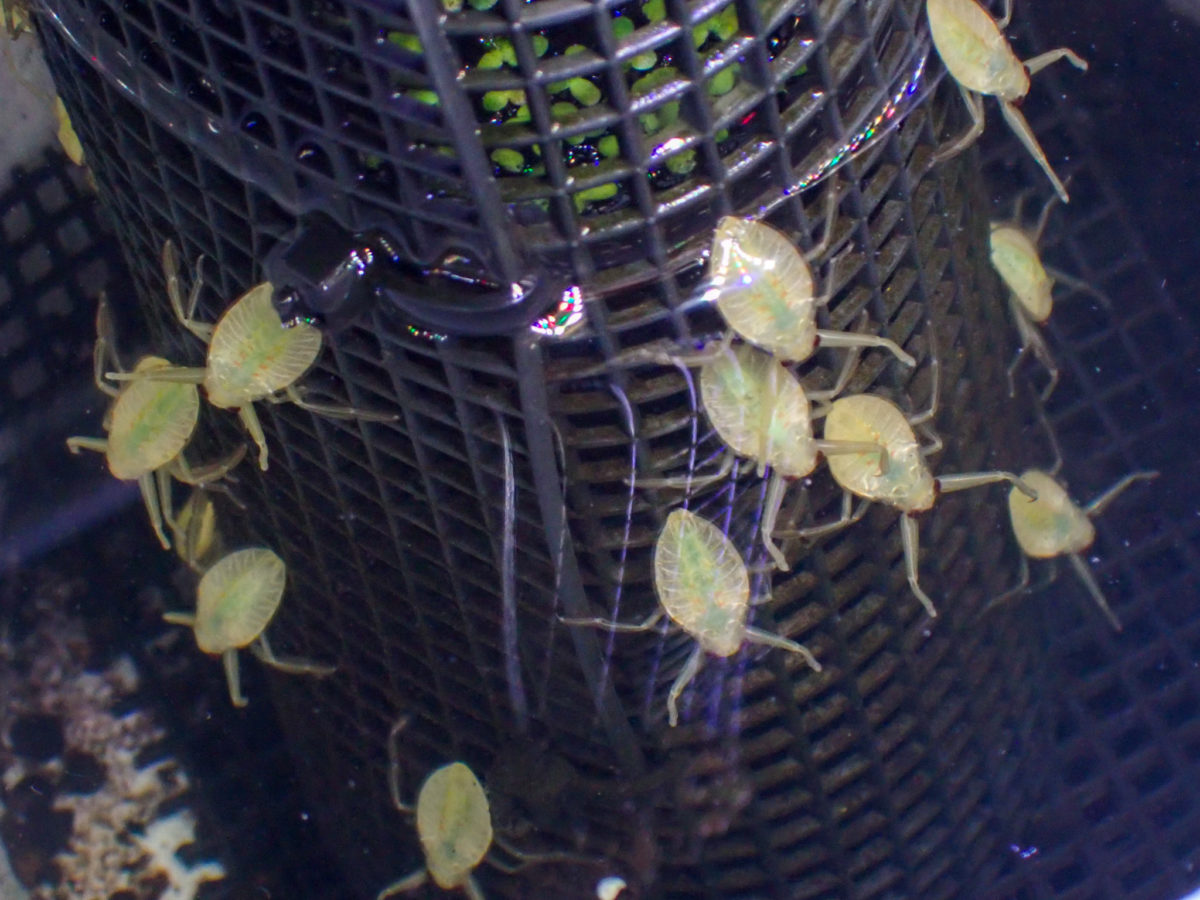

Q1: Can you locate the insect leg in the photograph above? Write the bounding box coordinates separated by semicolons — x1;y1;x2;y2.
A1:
574;330;735;377
1032;190;1062;245
65;436;108;455
808;343;862;403
1035;401;1066;478
937;469;1037;500
251;632;337;677
105;366;207;384
559;607;666;633
761;471;790;571
932;83;986;163
900;513;938;618
1043;265;1112;307
184;255;214;339
1008;304;1059;400
666;645;705;727
138;472;171;550
1067;553;1122;631
383;715;416;813
995;0;1014;29
162;241;214;343
815;439;888;473
974;553;1030;625
744;626;821;672
155;467;178;535
222;647;248;708
92;296;122;397
801;176;842;264
1023;47;1088;78
1006;301;1033;397
282;384;398;422
814;329;915;368
633;451;734;490
917;424;943;457
999;100;1069;204
1082;471;1159;518
775;491;870;541
375;869;428;900
171;444;248;485
237;404;270;471
489;833;599;872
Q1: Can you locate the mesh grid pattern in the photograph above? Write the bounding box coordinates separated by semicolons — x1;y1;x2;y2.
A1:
974;10;1200;898
0;151;138;569
31;0;1074;896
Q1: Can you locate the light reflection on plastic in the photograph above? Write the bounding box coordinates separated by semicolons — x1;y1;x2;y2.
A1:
406;323;447;342
652;135;688;160
531;285;585;337
773;39;930;199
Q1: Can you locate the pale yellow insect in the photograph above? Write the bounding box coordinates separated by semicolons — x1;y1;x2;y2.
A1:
927;0;1088;203
990;189;1108;400
1;1;31;39
640;342;880;570
562;508;821;727
66;298;244;549
1006;468;1158;630
379;718;586;899
163;547;335;707
706;215;916;366
822;392;1035;617
54;96;84;166
171;488;224;573
112;241;395;471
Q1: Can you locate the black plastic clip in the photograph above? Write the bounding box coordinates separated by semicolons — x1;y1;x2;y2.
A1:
265;212;567;337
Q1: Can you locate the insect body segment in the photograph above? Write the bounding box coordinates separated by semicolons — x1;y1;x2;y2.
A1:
163;547;335;707
822;394;1035;617
927;0;1087;203
562;509;821;727
1005;469;1158;629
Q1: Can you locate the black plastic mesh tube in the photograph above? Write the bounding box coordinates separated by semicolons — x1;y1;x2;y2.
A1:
29;0;1061;896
